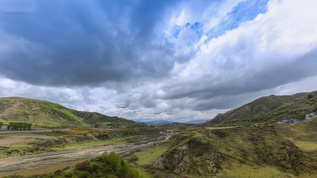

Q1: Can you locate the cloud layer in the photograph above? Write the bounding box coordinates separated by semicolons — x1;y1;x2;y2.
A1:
0;0;317;122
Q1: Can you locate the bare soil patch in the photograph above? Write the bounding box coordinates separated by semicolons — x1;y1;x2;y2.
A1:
7;133;54;139
0;139;29;146
0;133;54;146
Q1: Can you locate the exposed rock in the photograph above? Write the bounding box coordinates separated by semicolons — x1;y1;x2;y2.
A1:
277;119;301;124
305;111;317;120
152;137;221;176
278;110;317;124
152;156;164;170
174;145;188;166
206;160;217;173
152;144;188;172
174;161;187;174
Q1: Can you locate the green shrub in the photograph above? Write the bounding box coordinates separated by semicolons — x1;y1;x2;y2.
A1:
78;171;90;178
6;148;12;154
23;100;33;109
63;170;74;177
22;111;29;119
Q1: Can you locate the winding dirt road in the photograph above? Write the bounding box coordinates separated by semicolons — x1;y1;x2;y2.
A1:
0;136;167;175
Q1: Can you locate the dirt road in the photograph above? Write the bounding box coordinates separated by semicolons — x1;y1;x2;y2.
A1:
0;136;167;174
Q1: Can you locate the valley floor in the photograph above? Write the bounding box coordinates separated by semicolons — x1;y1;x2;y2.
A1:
0;135;167;177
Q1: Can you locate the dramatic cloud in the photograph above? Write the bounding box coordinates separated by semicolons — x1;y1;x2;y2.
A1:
0;0;317;122
0;0;186;86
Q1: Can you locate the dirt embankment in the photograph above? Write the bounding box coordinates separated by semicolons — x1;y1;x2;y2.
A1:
0;136;167;176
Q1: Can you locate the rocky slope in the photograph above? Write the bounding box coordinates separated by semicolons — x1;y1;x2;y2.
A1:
153;117;317;177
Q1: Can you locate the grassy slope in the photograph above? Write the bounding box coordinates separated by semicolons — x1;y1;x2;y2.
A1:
201;92;309;126
0;97;135;127
135;145;168;165
72;110;134;127
255;91;317;123
153;117;317;177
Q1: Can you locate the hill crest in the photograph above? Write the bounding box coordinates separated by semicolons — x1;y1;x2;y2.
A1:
0;97;135;127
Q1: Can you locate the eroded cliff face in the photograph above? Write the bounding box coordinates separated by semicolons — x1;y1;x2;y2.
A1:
152;136;221;176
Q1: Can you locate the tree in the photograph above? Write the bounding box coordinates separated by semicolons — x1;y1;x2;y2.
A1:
7;122;32;130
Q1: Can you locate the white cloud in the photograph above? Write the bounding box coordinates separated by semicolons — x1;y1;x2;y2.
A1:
171;0;317;91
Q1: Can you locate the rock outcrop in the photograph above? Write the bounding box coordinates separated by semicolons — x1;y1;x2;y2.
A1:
278;110;317;124
305;111;317;120
152;137;220;176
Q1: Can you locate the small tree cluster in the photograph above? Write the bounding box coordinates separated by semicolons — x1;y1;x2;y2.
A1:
0;122;3;129
7;122;32;130
101;152;141;177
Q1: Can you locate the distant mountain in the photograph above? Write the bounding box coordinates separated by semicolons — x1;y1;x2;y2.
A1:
145;120;174;125
0;97;135;127
185;119;209;124
200;92;310;126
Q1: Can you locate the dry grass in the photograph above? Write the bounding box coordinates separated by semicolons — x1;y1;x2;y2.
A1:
205;126;237;130
0;159;88;177
220;164;286;178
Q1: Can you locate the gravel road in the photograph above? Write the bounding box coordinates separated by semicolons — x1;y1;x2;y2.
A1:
0;136;168;174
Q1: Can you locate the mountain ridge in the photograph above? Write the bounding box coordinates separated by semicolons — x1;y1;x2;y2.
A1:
200;92;310;126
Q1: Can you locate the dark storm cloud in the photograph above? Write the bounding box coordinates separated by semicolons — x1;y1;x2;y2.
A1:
0;0;184;87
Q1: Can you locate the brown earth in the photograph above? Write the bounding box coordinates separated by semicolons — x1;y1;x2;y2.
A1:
0;133;54;146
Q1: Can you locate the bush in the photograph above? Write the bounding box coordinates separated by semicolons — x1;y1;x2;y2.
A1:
5;152;142;178
102;152;141;177
6;148;12;154
63;170;74;177
78;171;90;178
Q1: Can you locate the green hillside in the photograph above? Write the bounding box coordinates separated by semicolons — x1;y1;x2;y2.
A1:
255;91;317;123
201;92;309;126
0;97;135;127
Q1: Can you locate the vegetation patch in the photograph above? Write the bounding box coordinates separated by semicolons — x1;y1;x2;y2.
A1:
152;119;317;177
135;145;168;165
7;122;32;130
0;128;161;158
4;152;143;178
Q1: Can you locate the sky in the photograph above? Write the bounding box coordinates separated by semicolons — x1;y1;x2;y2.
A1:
0;0;317;122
